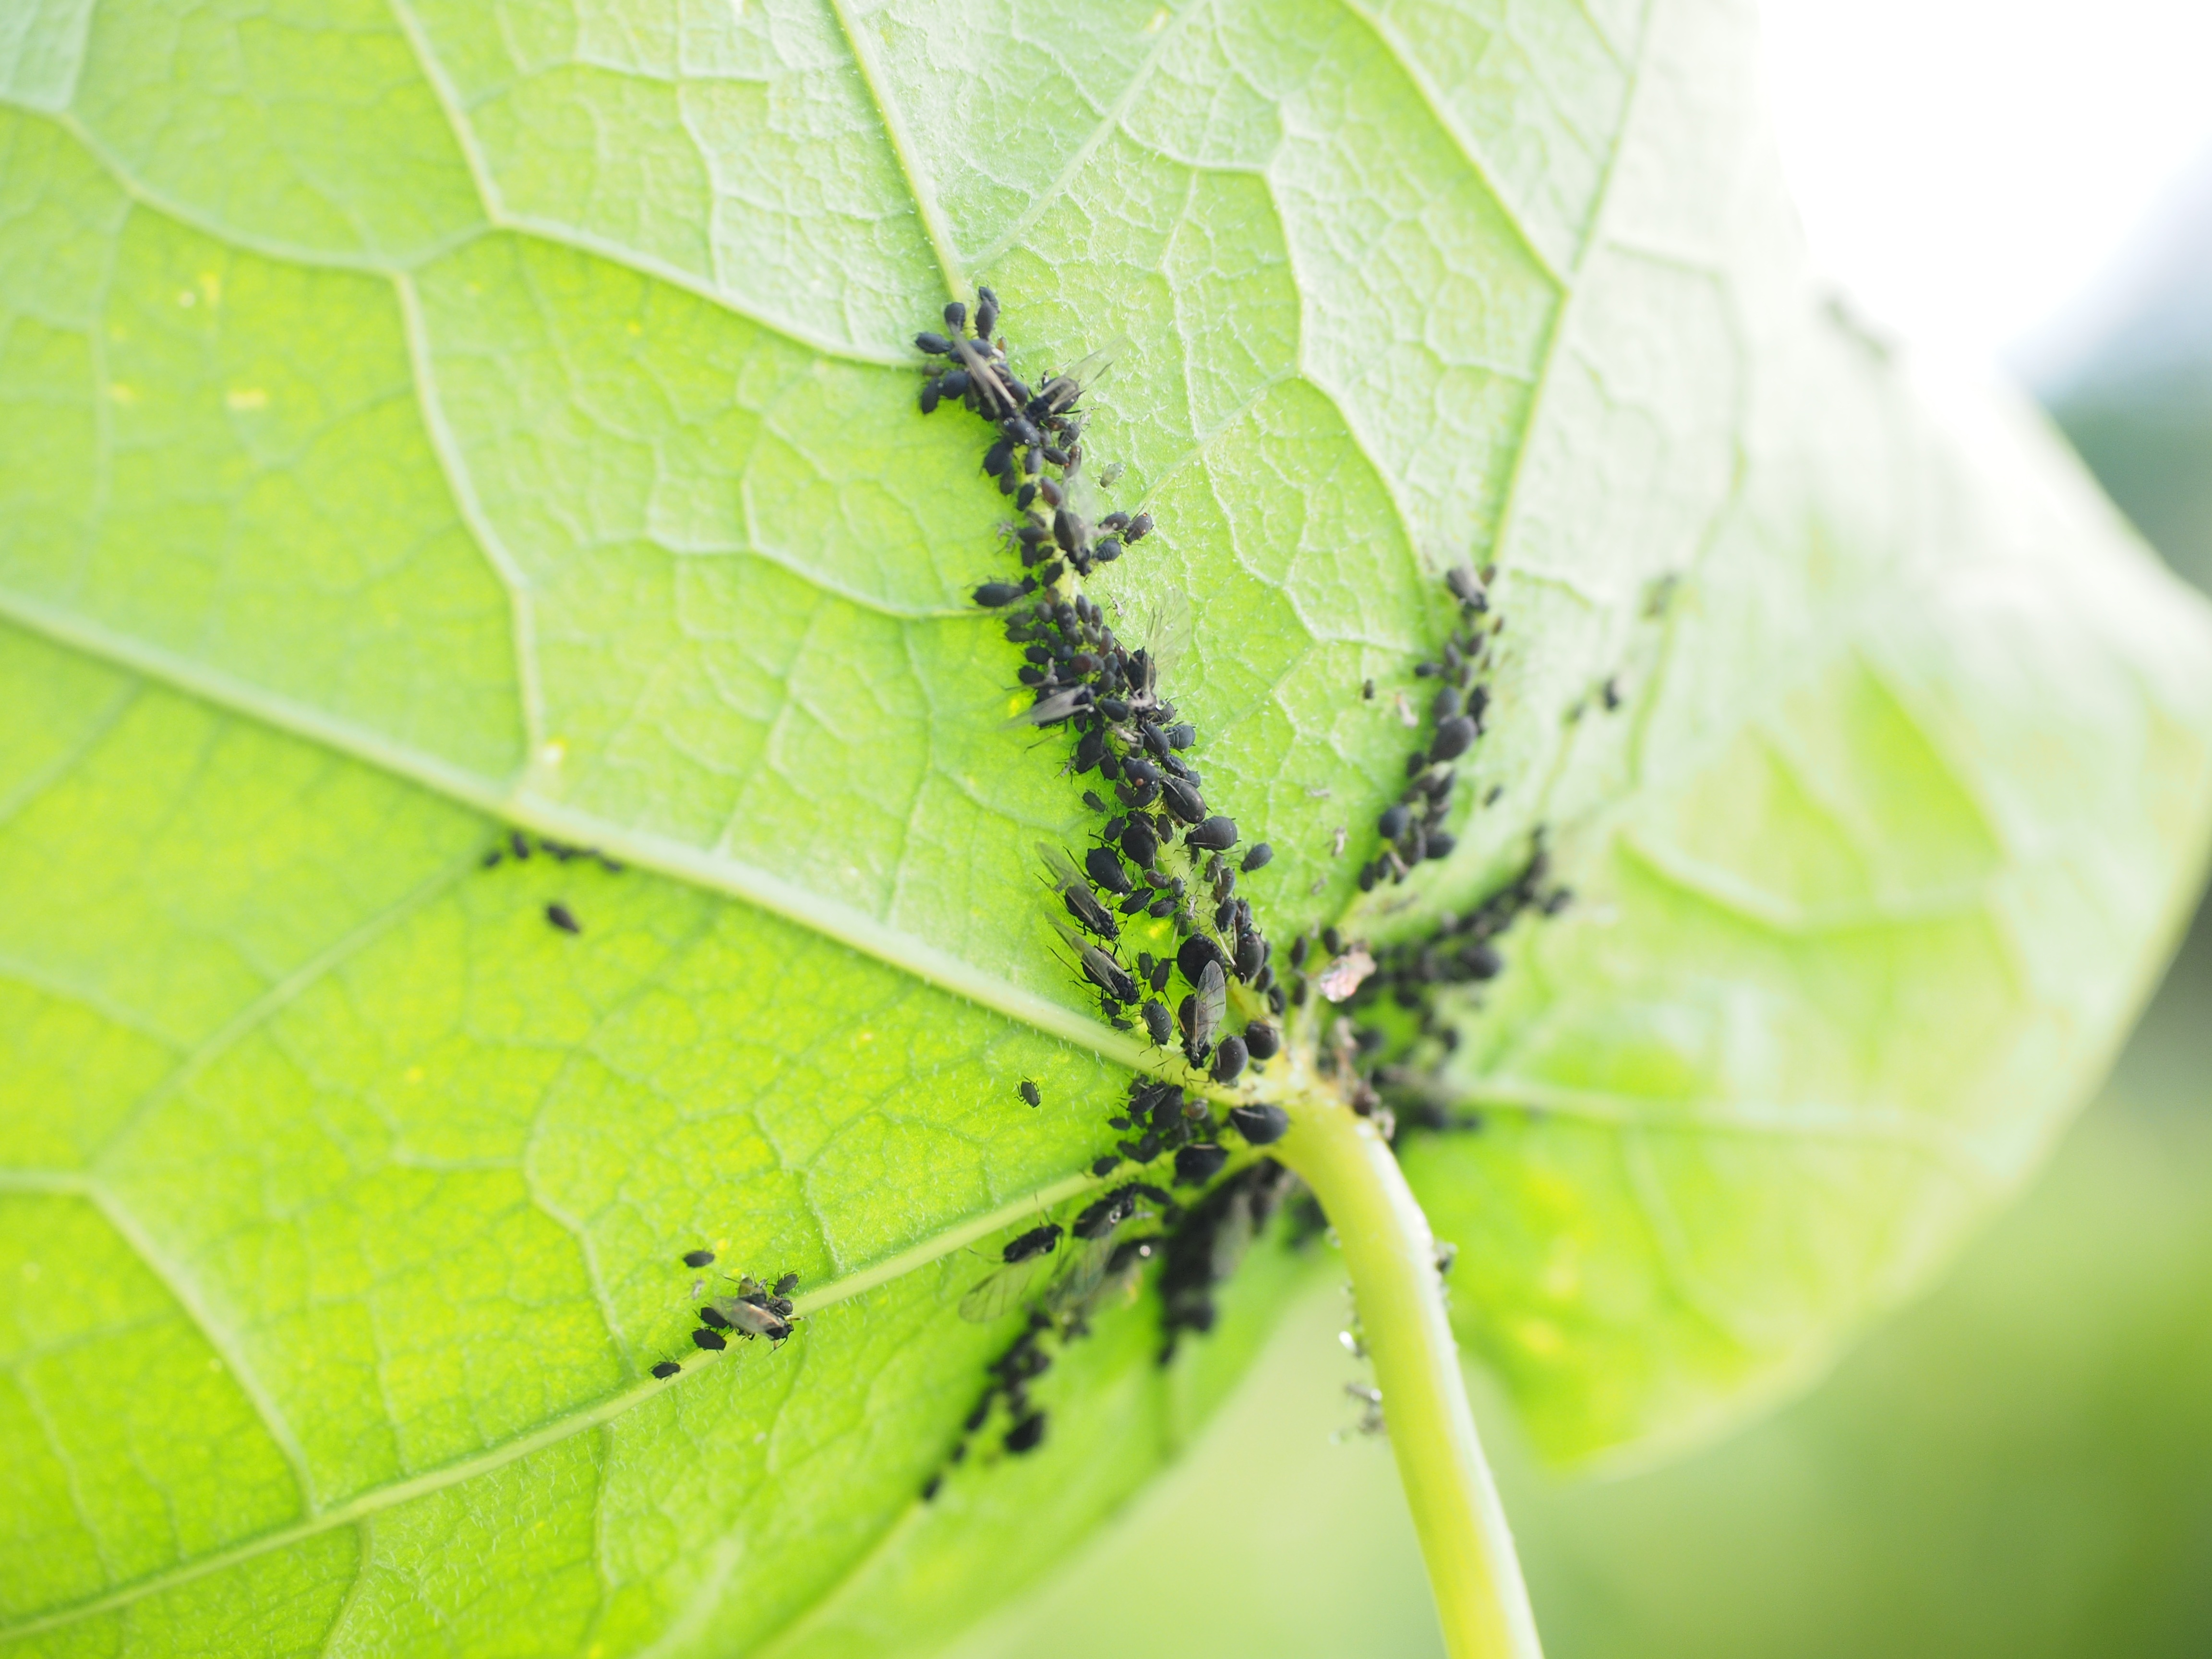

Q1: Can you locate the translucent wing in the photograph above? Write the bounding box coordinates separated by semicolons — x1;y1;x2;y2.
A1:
1041;1233;1118;1316
959;1253;1051;1322
1050;1236;1155;1324
1036;334;1130;412
1130;590;1191;693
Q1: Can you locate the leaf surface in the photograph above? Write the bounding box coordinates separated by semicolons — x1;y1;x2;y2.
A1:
1;0;2209;1652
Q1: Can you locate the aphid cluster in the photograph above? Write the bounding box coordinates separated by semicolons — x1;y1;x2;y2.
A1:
1252;563;1572;1141
921;290;1284;1078
1084;1071;1287;1184
480;829;625;936
924;1181;1175;1498
648;1248;802;1379
1354;563;1502;893
1155;1158;1299;1361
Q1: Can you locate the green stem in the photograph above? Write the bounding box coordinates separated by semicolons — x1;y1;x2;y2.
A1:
1273;1081;1544;1659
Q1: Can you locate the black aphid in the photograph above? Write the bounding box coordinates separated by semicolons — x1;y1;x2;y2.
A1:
1187;815;1238;852
697;1304;732;1330
1182;960;1226;1064
682;1248;716;1269
1141;999;1175;1047
1431;715;1476;760
1041;846;1119;940
1003;1223;1064;1262
720;1300;794;1342
1159;777;1205;824
974;579;1031;608
1174;1142;1229;1186
692;1328;727;1351
1177;933;1227;987
1004;1412;1047;1455
773;1273;800;1297
1084;845;1132;895
1019;1079;1043;1108
1210;1034;1248;1084
545;902;581;934
651;1360;682;1380
1240;842;1273;872
1241;1022;1280;1060
1228;1103;1289;1144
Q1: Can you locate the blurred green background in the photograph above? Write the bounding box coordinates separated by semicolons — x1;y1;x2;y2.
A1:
947;151;2212;1659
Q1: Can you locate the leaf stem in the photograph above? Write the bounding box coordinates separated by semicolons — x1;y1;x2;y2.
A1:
1272;1078;1544;1659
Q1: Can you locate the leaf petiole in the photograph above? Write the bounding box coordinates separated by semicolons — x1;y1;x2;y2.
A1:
1272;1073;1544;1659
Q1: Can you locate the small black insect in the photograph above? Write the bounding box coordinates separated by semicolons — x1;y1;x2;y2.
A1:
1141;999;1175;1047
1227;1102;1289;1144
1004;1412;1047;1455
1182;960;1226;1064
1241;1022;1280;1060
915;330;953;355
1073;938;1139;1004
1210;1034;1248;1084
1431;714;1476;760
1240;842;1273;872
692;1328;727;1351
922;1474;943;1502
1378;804;1410;841
546;902;581;934
975;286;999;338
1177;933;1227;987
651;1359;682;1380
719;1300;794;1343
1092;1154;1124;1177
1003;1223;1064;1263
1174;1142;1229;1185
1159;776;1205;824
1019;1079;1042;1107
1084;845;1132;895
974;579;1032;608
698;1304;732;1329
1187;815;1238;852
773;1273;800;1298
682;1248;716;1269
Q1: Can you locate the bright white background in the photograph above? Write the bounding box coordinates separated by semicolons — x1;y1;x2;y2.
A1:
1755;0;2212;385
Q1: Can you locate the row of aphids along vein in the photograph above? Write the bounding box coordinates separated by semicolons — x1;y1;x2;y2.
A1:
925;289;1286;1096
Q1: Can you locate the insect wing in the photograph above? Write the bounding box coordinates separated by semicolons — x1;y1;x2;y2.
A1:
1132;591;1191;694
1047;335;1130;407
1046;1229;1155;1323
959;1252;1049;1322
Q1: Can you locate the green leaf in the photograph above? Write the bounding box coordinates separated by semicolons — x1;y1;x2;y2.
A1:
0;0;2207;1654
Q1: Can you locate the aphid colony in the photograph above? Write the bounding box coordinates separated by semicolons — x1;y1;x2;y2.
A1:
921;1179;1173;1497
1354;563;1503;894
919;290;1283;1079
1084;1070;1286;1184
1256;564;1571;1142
922;1150;1306;1497
479;829;625;936
646;1248;801;1381
1155;1158;1300;1361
